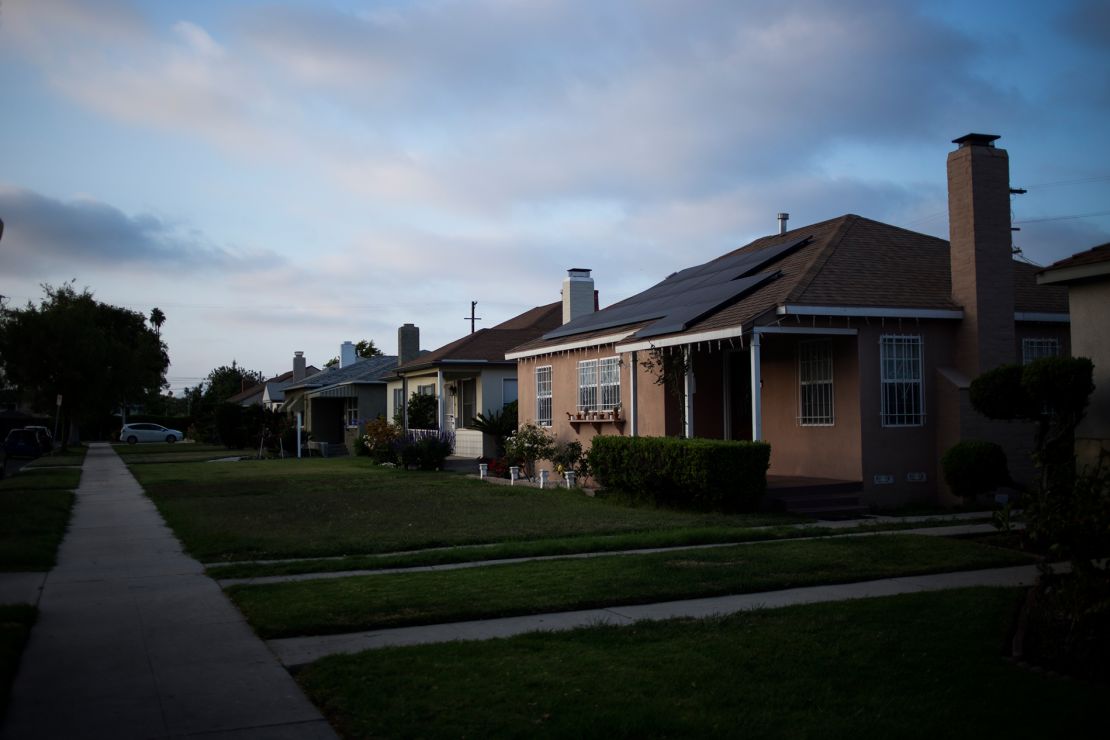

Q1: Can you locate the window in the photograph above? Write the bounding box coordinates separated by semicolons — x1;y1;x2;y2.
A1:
392;388;404;416
417;383;435;396
503;378;518;408
536;366;552;427
1022;338;1060;364
344;398;359;428
880;335;924;426
578;357;621;411
798;340;834;425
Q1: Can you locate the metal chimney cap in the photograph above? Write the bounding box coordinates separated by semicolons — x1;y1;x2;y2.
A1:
952;133;1000;148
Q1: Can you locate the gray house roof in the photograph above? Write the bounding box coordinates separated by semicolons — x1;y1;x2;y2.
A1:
285;355;399;399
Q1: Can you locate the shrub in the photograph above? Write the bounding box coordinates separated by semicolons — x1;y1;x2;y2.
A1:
550;439;589;479
588;436;771;511
470;401;518;456
504;423;554;480
396;430;455;471
941;440;1011;500
361;417;402;463
406;393;439;430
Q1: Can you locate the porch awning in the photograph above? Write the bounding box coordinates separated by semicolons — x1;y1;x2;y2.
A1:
306;385;358;400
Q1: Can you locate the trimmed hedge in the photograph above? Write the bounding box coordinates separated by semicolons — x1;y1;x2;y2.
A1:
941;440;1011;500
587;436;771;512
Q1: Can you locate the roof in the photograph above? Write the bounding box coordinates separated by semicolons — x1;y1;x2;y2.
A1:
1038;242;1110;285
395;302;561;373
285;355;398;393
227;366;321;405
509;214;1069;356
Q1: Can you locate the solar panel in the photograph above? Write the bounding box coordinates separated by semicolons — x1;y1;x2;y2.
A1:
543;235;810;341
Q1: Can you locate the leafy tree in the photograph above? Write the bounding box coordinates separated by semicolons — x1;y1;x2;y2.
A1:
406;392;439;429
0;283;169;445
202;361;265;403
324;339;385;368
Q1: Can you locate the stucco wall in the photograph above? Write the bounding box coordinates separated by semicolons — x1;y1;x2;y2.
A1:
759;334;862;482
1068;281;1110;467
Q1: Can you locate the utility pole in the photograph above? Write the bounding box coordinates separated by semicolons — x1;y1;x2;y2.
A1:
464;301;482;334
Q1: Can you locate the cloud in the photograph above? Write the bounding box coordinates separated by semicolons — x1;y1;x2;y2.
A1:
0;186;275;276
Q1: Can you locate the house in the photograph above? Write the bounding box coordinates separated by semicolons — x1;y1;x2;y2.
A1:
1037;242;1110;470
507;134;1069;507
283;342;398;453
388;304;563;457
226;352;320;410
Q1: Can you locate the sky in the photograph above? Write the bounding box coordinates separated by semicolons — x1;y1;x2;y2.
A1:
1;0;1108;396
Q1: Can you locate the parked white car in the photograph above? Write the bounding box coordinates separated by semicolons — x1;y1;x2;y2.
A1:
120;423;184;444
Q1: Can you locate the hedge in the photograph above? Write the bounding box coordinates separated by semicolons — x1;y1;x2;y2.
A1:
587;436;771;511
941;440;1011;500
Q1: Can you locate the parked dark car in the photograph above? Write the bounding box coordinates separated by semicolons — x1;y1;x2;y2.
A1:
24;425;54;453
3;428;43;459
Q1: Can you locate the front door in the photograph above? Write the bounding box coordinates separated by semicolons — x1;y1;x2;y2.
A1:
459;378;477;428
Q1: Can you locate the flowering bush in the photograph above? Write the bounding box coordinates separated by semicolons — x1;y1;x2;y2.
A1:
361;417;402;463
504;423;554;480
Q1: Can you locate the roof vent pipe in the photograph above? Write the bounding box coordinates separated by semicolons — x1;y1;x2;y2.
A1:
777;213;789;235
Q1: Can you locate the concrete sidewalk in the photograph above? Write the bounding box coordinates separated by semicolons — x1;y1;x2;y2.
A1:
1;444;336;740
268;563;1050;668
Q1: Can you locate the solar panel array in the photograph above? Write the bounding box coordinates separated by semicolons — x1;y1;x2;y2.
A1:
543;235;811;341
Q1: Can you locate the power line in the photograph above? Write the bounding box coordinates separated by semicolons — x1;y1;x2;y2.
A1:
1013;210;1110;225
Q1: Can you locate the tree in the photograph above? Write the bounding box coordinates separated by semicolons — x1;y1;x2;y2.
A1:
202;361;265;403
0;283;169;444
406;392;439;429
324;339;385;368
149;307;166;333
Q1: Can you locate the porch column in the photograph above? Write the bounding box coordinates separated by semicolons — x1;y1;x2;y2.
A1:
437;368;445;431
684;345;695;438
750;332;762;441
401;377;409;431
629;351;638;437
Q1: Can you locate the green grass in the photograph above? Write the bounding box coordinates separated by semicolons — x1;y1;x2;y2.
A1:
115;442;244;464
297;588;1107;739
0;468;79;570
207;517;991;579
24;445;87;468
0;605;37;724
134;458;797;562
229;534;1033;638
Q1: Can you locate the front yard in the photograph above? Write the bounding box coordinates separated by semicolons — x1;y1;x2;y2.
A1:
0;468;79;571
133;457;797;562
298;588;1107;738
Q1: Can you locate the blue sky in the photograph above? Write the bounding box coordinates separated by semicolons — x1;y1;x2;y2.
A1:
2;0;1108;395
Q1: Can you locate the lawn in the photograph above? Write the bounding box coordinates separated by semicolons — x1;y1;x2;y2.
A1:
0;605;36;724
229;534;1033;638
297;587;1106;739
24;445;87;468
0;469;80;570
207;517;991;580
114;442;245;464
134;458;796;562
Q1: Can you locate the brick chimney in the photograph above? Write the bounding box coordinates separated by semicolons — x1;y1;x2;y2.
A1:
293;351;306;382
562;268;595;325
398;323;420;366
947;133;1015;377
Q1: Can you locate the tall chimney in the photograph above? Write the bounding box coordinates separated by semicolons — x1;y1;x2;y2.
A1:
562;268;595;324
398;323;420;366
293;351;306;382
777;213;789;235
340;340;357;368
947;133;1015;377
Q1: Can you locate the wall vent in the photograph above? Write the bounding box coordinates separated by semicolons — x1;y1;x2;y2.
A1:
906;472;928;483
873;474;894;485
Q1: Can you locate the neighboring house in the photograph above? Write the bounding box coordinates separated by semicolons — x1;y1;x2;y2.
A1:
388;305;563;457
1038;242;1110;470
227;352;320;411
507;134;1069;506
283;342;398;453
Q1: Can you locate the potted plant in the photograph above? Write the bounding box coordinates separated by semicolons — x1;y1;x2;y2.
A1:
612;404;621;420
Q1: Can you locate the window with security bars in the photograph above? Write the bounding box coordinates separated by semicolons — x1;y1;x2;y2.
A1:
880;335;924;426
599;357;621;410
1022;338;1060;365
798;340;834;425
536;366;552;427
578;357;621;411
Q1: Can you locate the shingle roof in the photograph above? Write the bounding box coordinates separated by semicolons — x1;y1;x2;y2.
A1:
1042;242;1110;271
227;366;321;404
395;302;561;372
286;355;398;392
509;213;1068;355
